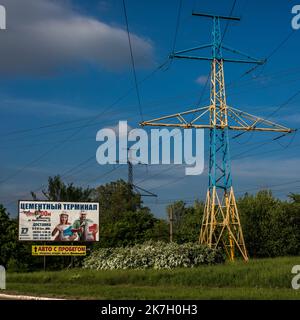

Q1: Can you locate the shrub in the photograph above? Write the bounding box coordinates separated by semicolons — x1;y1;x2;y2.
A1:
83;241;224;270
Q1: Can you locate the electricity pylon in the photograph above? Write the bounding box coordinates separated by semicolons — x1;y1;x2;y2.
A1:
127;149;157;198
140;12;293;261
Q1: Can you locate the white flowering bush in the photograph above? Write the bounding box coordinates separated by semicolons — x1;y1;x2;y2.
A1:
83;241;224;270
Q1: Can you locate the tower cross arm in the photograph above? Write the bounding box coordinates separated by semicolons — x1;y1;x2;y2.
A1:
227;106;294;133
222;45;266;65
139;105;294;133
192;12;240;21
171;44;212;57
139;105;210;128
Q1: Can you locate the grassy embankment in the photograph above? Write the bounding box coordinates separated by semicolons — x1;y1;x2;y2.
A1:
4;256;300;299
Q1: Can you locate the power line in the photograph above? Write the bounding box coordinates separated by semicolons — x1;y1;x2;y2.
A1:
0;57;169;186
7;87;295;205
1;117;93;138
1;99;180;144
221;0;238;43
61;155;95;179
231;86;300;141
2;63;299;143
171;0;183;54
233;138;300;161
82;165;122;186
136;165;180;185
265;30;296;62
5;129;296;209
0;11;296;147
264;88;300;122
228;29;296;87
122;0;144;122
195;71;210;107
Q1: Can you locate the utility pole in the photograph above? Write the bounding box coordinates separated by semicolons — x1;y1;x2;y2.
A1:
140;11;294;261
169;205;173;242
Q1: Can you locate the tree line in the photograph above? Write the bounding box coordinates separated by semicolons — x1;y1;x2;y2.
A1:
0;176;300;271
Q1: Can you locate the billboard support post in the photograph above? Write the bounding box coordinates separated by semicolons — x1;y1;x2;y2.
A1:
43;242;46;271
71;242;74;268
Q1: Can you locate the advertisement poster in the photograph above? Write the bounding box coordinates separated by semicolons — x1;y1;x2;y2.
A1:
19;201;99;242
31;245;87;256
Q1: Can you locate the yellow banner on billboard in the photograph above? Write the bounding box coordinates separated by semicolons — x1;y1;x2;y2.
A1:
32;245;86;256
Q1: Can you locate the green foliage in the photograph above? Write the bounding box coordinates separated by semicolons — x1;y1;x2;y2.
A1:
84;241;224;270
144;219;169;242
0;205;38;271
0;205;16;268
166;191;300;259
166;200;204;243
288;193;300;204
96;209;158;247
92;179;164;247
238;190;300;257
92;180;142;223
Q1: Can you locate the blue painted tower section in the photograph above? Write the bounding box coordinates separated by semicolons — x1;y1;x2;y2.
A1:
208;17;232;193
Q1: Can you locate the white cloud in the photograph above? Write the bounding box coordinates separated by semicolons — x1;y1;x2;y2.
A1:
0;0;155;75
195;75;209;85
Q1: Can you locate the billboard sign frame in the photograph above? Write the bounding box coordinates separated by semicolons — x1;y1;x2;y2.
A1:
18;200;100;244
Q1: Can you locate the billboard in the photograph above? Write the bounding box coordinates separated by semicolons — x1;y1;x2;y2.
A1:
19;201;99;242
32;245;86;256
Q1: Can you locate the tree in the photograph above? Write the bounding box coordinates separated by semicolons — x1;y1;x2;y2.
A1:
238;190;278;257
31;175;93;201
0;205;14;268
92;179;160;247
98;208;158;247
144;219;169;242
0;205;35;271
166;200;204;243
265;201;300;256
288;193;300;204
176;200;204;243
238;190;300;258
92;179;142;224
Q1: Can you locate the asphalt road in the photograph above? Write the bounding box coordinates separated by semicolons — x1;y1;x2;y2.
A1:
0;293;61;300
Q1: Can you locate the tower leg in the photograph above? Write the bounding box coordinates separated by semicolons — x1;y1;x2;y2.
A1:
200;186;248;261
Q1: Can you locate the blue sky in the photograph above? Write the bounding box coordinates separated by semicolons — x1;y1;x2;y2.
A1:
0;0;300;218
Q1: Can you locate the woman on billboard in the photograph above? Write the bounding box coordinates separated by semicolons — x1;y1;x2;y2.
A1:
51;212;78;241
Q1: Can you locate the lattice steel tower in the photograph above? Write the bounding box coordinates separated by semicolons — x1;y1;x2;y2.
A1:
140;12;293;261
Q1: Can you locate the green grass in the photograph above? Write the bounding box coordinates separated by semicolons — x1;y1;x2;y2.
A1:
4;256;300;299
